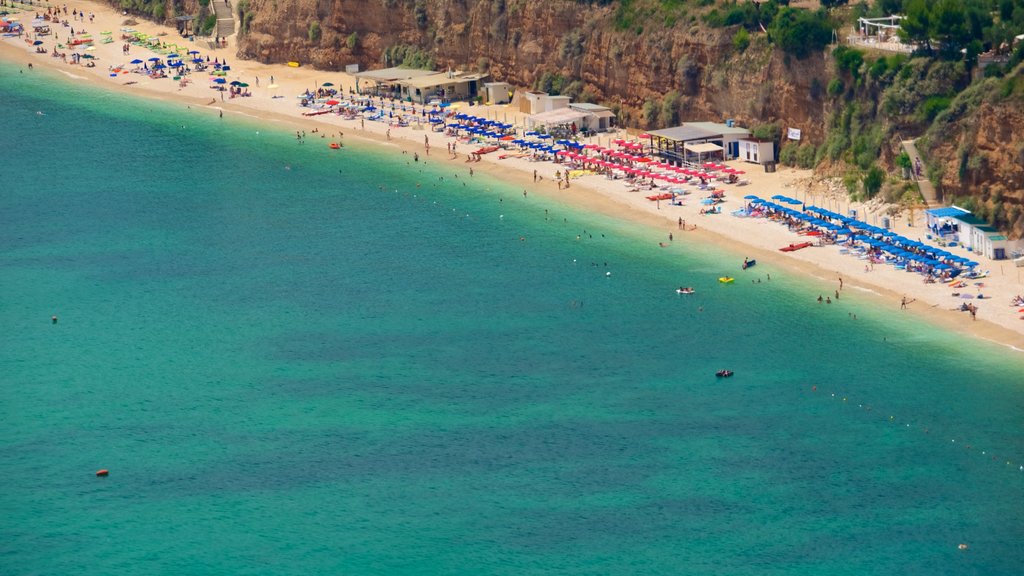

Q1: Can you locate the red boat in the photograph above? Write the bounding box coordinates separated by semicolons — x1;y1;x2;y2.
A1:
779;241;813;252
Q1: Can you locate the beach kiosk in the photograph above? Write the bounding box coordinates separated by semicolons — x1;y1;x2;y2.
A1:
737;138;775;165
484;82;512;105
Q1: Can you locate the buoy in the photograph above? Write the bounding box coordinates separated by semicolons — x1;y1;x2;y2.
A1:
52;315;58;324
96;469;109;477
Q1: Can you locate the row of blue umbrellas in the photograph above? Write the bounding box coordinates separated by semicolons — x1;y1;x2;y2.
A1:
770;194;802;205
453;113;513;130
748;197;979;270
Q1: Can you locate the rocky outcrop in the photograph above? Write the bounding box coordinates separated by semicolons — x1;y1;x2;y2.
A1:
232;0;829;140
923;69;1024;239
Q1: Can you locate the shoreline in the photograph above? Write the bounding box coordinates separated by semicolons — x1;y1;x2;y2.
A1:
4;1;1023;351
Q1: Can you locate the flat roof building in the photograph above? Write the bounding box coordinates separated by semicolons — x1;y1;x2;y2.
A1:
646;121;751;164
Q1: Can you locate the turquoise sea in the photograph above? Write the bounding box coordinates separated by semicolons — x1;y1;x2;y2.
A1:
1;60;1023;575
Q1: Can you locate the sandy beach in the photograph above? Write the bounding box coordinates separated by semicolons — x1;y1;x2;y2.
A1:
4;0;1023;350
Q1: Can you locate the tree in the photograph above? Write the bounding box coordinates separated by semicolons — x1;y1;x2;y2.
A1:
900;0;932;53
932;0;970;58
877;0;902;16
770;7;834;59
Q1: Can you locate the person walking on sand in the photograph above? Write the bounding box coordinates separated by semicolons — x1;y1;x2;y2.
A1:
900;296;908;309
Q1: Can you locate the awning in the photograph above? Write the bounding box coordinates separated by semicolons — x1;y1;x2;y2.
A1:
528;108;589;127
684;142;723;154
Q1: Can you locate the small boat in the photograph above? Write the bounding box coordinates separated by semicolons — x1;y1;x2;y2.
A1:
742;259;756;270
719;277;734;284
676;287;695;294
716;370;734;378
328;142;341;149
779;241;813;252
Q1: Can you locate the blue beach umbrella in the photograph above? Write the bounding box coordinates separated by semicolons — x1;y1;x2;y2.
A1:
167;53;179;58
148;56;160;61
130;58;143;64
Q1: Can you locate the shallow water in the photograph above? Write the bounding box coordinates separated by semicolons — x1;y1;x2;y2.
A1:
1;61;1022;575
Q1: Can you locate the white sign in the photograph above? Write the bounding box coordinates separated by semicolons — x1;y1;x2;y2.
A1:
787;127;802;141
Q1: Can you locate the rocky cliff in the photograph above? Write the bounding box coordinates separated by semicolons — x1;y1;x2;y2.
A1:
107;0;1021;239
922;68;1024;238
232;0;829;140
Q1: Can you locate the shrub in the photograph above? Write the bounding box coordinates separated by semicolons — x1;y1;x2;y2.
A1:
919;95;952;122
642;98;660;127
308;21;321;44
200;13;217;35
751;123;779;141
796;144;818;168
733;28;750;52
347;32;359;51
833;46;864;80
863;165;885;198
779;141;800;165
827;78;844;97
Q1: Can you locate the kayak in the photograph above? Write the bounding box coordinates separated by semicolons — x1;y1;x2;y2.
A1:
676;288;696;294
779;242;813;252
719;277;734;284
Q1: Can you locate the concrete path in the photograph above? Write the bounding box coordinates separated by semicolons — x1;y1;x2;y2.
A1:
213;0;235;40
902;139;939;207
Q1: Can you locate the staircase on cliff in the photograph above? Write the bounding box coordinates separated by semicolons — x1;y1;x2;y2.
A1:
213;0;235;40
901;139;939;208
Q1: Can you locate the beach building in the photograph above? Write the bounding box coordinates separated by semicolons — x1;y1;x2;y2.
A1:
568;103;616;133
526;107;590;134
483;82;512;105
645;121;751;165
737;138;775;165
925;206;1021;260
396;71;488;104
519;91;570;115
354;67;442;96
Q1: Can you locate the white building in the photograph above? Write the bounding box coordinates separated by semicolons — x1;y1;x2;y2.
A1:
737;138;775;165
568;103;616;133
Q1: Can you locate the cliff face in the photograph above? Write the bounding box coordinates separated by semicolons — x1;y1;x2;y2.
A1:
104;0;1021;238
234;0;828;140
923;73;1024;238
